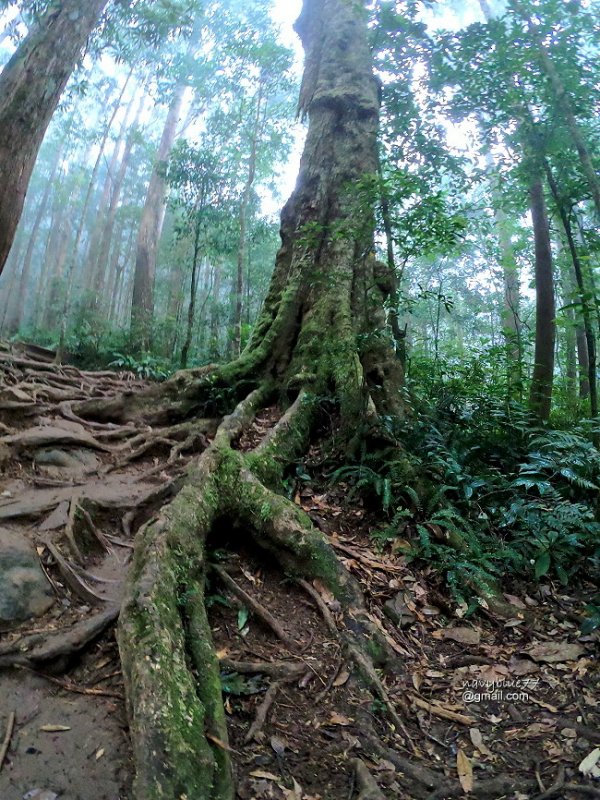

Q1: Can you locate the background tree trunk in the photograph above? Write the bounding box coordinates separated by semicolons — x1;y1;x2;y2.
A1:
4;135;66;334
528;174;556;421
130;81;187;349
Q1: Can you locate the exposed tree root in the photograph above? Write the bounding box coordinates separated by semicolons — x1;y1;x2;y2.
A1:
243;676;295;743
44;539;109;605
112;386;406;799
219;659;307;679
0;606;119;669
353;759;386;800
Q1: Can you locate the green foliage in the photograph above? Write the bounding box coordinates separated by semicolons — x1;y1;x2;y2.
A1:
220;671;264;696
332;349;600;604
109;352;172;380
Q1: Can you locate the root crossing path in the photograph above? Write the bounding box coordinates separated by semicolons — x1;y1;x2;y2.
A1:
0;342;598;800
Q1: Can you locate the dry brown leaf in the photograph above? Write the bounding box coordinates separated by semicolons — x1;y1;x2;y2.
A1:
508;657;540;677
39;724;71;732
333;669;351;688
270;735;287;756
524;642;585;663
249;770;281;781
442;627;481;646
469;728;492;757
206;733;234;752
477;664;509;683
282;779;303;800
328;712;353;726
529;697;558;713
457;748;474;793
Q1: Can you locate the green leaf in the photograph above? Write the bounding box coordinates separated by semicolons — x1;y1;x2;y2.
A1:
534;551;551;578
237;607;249;630
581;613;600;635
555;564;569;586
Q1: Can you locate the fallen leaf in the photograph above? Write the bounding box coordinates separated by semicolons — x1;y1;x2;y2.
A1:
469;728;492;757
560;728;577;739
504;618;524;628
328;712;353;726
39;725;71;732
508;657;540;677
529;698;558;713
249;770;281;781
283;779;303;799
457;749;474;793
478;665;509;683
579;748;600;778
524;642;585;663
333;669;351;688
270;735;287;756
206;733;234;752
435;627;481;646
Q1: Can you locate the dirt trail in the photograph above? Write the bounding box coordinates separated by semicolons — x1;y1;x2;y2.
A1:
0;342;598;800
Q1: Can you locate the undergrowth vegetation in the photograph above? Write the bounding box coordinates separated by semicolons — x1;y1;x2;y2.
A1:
330;349;600;622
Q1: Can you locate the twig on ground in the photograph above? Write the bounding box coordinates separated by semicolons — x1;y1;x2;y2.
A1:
24;670;123;700
410;694;474;726
0;711;15;772
213;564;298;650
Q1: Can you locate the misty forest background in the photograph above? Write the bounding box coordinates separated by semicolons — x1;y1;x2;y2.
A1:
1;0;600;612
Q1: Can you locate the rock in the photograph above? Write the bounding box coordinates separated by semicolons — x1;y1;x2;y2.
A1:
0;528;54;622
34;448;99;477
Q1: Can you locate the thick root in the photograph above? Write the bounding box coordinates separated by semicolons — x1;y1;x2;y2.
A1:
117;388;403;798
118;454;234;800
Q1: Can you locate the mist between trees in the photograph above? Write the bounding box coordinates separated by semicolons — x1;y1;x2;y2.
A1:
0;0;598;429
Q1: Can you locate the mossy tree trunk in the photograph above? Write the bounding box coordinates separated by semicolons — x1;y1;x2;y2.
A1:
80;2;406;797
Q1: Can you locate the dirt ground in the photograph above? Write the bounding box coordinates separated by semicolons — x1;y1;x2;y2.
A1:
0;342;598;800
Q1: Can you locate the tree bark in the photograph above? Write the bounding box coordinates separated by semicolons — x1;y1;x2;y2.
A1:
482;148;522;392
528;174;556;421
0;0;109;276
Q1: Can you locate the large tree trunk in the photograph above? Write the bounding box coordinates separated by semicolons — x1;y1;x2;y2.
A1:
130;82;187;349
0;0;109;276
74;2;406;798
528;174;556;421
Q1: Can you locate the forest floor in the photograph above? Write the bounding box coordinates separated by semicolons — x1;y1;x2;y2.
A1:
0;341;598;800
